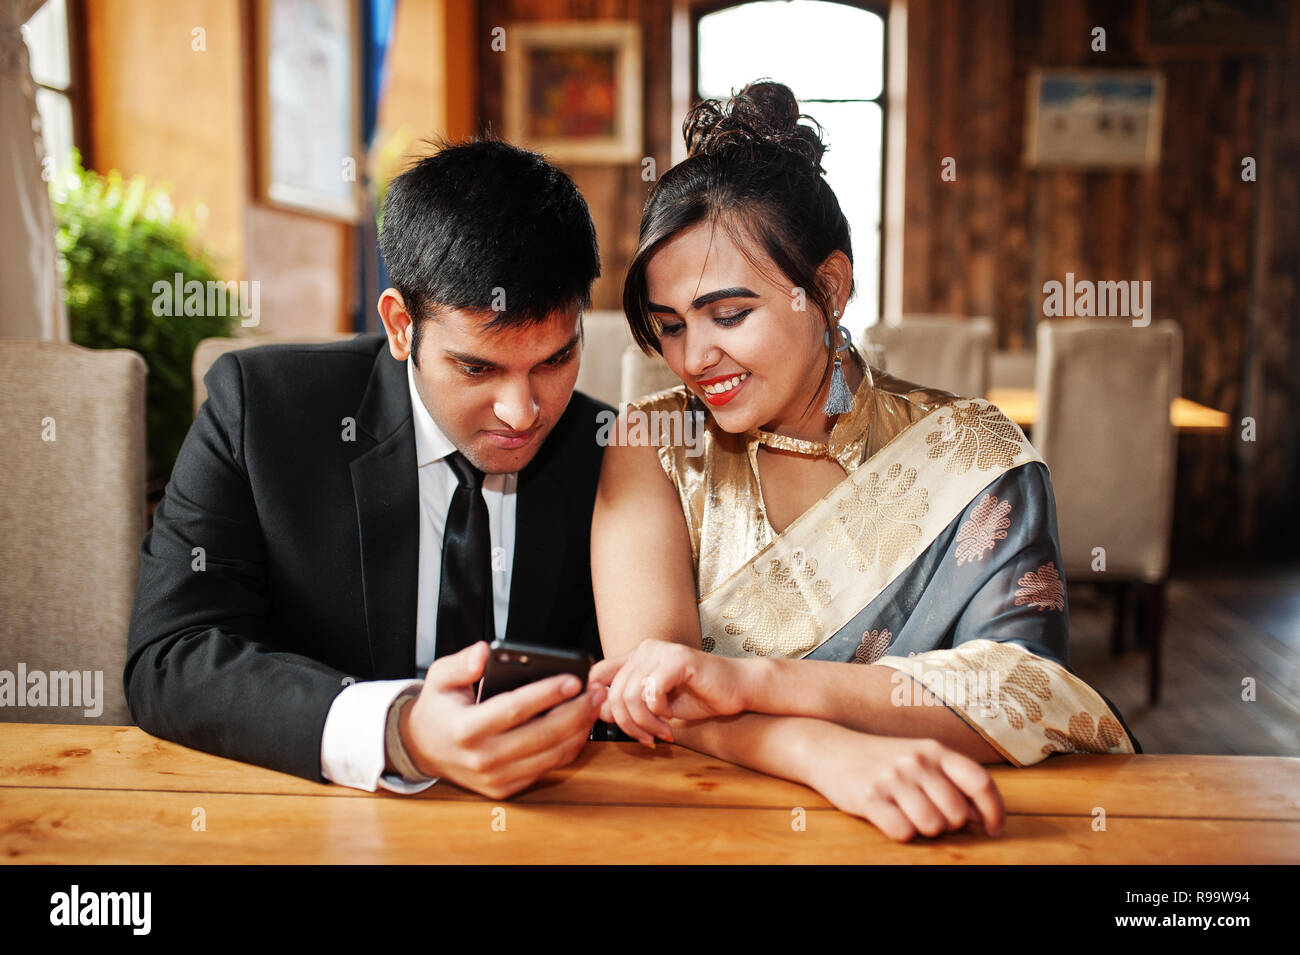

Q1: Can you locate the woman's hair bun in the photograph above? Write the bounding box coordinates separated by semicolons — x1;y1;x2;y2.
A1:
683;80;828;173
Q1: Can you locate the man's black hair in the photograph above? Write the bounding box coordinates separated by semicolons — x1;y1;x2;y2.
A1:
378;136;601;363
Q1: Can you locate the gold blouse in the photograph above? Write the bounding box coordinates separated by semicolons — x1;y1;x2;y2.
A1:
627;348;959;599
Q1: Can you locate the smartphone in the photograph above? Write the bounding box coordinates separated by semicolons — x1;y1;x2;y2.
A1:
477;640;594;703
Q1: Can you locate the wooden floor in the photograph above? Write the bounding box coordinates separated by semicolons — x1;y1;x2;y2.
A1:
1068;563;1300;756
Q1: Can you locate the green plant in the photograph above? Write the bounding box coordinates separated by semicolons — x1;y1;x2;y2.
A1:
51;150;235;478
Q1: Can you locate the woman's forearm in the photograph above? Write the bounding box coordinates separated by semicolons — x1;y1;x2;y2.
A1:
738;658;1006;763
670;710;1007;841
669;711;853;789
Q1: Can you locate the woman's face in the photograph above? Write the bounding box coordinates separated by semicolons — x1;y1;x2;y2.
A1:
644;220;840;435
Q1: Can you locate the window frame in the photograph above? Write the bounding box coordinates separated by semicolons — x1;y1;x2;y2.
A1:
687;0;890;326
26;0;91;169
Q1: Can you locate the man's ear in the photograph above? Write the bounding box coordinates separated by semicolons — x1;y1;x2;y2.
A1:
377;289;415;361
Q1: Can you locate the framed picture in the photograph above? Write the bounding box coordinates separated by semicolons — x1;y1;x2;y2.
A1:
503;21;643;164
1137;0;1298;57
254;0;362;221
1024;70;1165;169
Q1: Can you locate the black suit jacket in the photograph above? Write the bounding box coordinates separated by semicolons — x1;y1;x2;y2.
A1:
125;334;613;781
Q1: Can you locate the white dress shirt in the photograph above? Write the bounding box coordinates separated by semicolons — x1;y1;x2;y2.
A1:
319;358;517;793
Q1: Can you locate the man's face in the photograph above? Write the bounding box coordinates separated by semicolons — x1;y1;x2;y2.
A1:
402;306;582;474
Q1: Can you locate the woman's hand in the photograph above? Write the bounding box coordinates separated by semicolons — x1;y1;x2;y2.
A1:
807;729;1005;842
589;640;751;745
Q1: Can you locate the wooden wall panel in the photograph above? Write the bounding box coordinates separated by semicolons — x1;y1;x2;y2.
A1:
477;0;672;312
902;0;1300;556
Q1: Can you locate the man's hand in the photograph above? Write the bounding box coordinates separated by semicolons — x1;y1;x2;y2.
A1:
589;639;750;745
400;642;606;799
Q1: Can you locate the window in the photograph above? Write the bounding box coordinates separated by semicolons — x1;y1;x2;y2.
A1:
23;0;81;176
696;0;886;334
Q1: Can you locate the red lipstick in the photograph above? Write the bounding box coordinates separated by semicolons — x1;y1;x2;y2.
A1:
697;371;750;407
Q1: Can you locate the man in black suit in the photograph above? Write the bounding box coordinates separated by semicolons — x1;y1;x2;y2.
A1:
126;139;613;798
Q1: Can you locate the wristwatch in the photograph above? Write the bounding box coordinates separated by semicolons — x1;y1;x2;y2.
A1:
384;687;436;783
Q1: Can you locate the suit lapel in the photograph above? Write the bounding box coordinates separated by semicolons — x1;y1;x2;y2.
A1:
350;345;419;678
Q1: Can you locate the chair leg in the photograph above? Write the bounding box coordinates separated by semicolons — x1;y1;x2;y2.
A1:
1109;583;1129;657
1145;581;1166;706
1133;584;1150;651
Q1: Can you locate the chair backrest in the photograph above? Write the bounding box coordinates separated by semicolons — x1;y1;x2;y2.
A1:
576;310;635;406
620;345;681;405
192;333;355;414
864;315;994;397
1035;319;1182;582
0;342;147;725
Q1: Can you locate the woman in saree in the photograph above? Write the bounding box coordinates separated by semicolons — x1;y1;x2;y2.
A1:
589;81;1140;843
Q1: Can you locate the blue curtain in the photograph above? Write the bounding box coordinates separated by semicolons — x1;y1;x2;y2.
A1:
354;0;398;333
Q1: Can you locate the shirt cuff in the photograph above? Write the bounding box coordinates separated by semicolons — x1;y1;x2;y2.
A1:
320;679;438;794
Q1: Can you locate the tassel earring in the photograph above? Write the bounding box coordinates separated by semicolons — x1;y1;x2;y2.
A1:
823;311;853;416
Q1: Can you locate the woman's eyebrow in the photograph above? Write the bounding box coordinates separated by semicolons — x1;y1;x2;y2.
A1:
648;287;760;313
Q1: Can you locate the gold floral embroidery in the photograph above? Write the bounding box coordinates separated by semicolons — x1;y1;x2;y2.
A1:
874;639;1136;765
823;462;929;572
967;642;1054;729
924;401;1022;473
720;549;831;657
954;493;1012;564
998;659;1056;728
853;628;894;664
1041;711;1128;756
916;641;1054;730
1014;561;1066;612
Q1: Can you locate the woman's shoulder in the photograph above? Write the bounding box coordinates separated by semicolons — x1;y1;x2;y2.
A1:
613;384;727;492
870;368;962;419
850;368;962;454
869;368;1031;437
624;383;694;416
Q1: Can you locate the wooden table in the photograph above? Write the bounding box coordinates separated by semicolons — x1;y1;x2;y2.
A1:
987;387;1231;434
2;725;1297;863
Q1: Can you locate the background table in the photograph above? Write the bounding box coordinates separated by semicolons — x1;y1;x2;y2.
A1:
1;725;1296;863
987;387;1231;434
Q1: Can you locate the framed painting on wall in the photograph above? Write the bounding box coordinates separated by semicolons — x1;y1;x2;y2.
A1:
503;21;643;164
1024;70;1165;169
254;0;362;221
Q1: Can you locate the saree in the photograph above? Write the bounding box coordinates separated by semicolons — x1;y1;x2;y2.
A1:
628;349;1140;767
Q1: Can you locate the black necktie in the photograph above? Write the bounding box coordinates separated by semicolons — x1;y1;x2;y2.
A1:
436;451;496;658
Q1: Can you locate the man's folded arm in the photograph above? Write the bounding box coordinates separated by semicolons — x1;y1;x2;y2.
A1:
125;352;354;783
